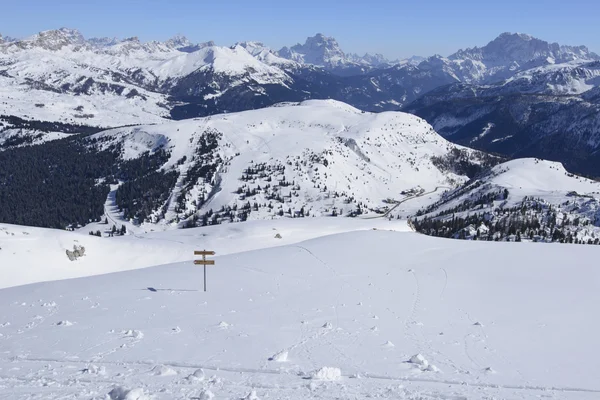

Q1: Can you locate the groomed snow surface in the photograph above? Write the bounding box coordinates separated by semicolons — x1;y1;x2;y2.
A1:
1;218;599;399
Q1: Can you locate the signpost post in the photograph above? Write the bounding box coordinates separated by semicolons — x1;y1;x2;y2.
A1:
194;250;215;292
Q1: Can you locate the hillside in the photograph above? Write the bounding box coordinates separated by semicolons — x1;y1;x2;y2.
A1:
413;158;600;242
0;220;599;399
0;218;403;289
89;100;497;230
0;100;498;230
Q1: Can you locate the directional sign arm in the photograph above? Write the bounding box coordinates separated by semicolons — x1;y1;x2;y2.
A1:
194;250;216;256
194;260;215;265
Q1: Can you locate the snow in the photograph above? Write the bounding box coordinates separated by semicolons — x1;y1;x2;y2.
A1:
310;367;342;381
489;158;600;195
151;45;289;82
2;217;408;288
0;223;599;398
470;122;495;143
89;99;477;227
0;37;290;128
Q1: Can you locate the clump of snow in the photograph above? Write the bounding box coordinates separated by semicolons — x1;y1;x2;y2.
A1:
123;329;144;339
322;322;333;329
186;368;205;382
218;321;231;329
152;364;177;376
197;389;215;400
310;367;342;381
409;354;429;368
383;340;395;348
269;350;288;362
107;386;151;400
56;320;73;326
426;365;440;372
82;365;106;375
243;390;260;400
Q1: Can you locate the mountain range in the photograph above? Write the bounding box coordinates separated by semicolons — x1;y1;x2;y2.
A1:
2;27;600;239
1;30;599;177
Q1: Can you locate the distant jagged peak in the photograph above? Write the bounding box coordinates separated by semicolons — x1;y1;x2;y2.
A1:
278;33;347;67
87;36;120;47
450;32;599;64
162;35;214;53
165;34;192;48
10;27;87;51
0;34;18;43
347;52;391;67
237;41;297;67
236;41;269;54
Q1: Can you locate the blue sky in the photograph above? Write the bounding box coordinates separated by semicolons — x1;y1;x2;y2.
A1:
1;0;598;59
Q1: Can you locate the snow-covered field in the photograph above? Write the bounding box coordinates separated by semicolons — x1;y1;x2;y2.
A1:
0;218;405;289
1;218;599;399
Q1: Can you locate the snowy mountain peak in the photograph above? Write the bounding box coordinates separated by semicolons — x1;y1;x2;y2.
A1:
347;52;391;67
165;34;192;48
13;27;86;51
236;41;296;67
278;33;347;67
450;32;599;65
163;35;214;52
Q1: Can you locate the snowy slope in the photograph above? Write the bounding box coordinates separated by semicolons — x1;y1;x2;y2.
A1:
90;100;491;228
413;158;600;242
0;218;405;289
1;223;599;399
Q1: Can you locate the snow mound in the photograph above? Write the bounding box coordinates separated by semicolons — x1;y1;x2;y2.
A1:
123;329;144;339
409;354;429;368
152;364;177;376
82;365;106;375
56;320;73;326
269;350;288;362
108;386;151;400
426;364;440;372
310;367;342;381
186;368;205;382
243;390;260;400
197;389;215;400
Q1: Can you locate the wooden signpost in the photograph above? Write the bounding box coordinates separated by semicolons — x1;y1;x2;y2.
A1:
194;250;215;292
